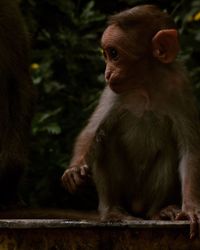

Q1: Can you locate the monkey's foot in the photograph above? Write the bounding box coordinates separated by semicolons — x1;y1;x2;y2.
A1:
100;208;141;222
151;205;181;221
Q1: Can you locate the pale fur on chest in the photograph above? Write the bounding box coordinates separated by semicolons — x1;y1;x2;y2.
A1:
115;88;177;159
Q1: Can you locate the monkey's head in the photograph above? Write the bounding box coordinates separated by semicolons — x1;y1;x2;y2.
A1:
101;5;180;94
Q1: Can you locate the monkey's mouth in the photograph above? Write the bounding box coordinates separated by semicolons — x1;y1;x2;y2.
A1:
109;83;122;93
109;81;128;94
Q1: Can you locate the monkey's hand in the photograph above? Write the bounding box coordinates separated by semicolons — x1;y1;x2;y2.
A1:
176;204;200;239
61;164;91;194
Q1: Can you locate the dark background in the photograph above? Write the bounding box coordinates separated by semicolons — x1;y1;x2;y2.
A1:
19;0;200;209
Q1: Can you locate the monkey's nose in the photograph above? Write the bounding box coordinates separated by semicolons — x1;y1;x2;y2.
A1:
105;70;111;82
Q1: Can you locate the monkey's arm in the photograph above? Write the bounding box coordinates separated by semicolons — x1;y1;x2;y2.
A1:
62;129;94;194
177;149;200;239
62;87;115;193
174;105;200;239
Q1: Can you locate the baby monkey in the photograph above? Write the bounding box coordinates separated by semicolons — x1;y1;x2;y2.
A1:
62;5;200;239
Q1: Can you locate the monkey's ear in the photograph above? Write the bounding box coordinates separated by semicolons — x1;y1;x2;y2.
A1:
152;29;179;64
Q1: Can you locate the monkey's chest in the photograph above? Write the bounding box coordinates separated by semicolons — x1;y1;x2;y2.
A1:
118;111;177;164
94;110;180;216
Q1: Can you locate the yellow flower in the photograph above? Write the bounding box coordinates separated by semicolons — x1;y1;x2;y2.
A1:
99;48;104;55
31;63;40;70
187;11;200;22
194;11;200;21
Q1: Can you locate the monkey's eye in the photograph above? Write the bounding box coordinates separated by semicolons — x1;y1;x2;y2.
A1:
108;47;119;60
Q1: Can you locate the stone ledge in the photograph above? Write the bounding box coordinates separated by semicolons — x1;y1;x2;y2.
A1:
0;210;199;250
0;219;190;229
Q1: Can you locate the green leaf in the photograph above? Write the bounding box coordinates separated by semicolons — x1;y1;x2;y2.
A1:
43;123;62;135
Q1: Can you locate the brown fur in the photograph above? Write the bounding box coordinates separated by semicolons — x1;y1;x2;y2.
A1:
0;1;35;205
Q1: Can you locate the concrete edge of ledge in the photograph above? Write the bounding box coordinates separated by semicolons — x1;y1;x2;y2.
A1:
0;219;190;229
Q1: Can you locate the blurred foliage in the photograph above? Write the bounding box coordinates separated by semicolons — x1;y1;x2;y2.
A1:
19;0;200;207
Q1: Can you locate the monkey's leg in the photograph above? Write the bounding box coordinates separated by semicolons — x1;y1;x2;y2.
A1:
93;165;133;221
99;202;133;221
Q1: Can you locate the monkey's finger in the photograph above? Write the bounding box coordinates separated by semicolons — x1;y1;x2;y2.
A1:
188;214;198;240
67;178;77;194
64;173;77;194
61;172;69;188
62;175;70;190
80;165;88;176
72;172;85;186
